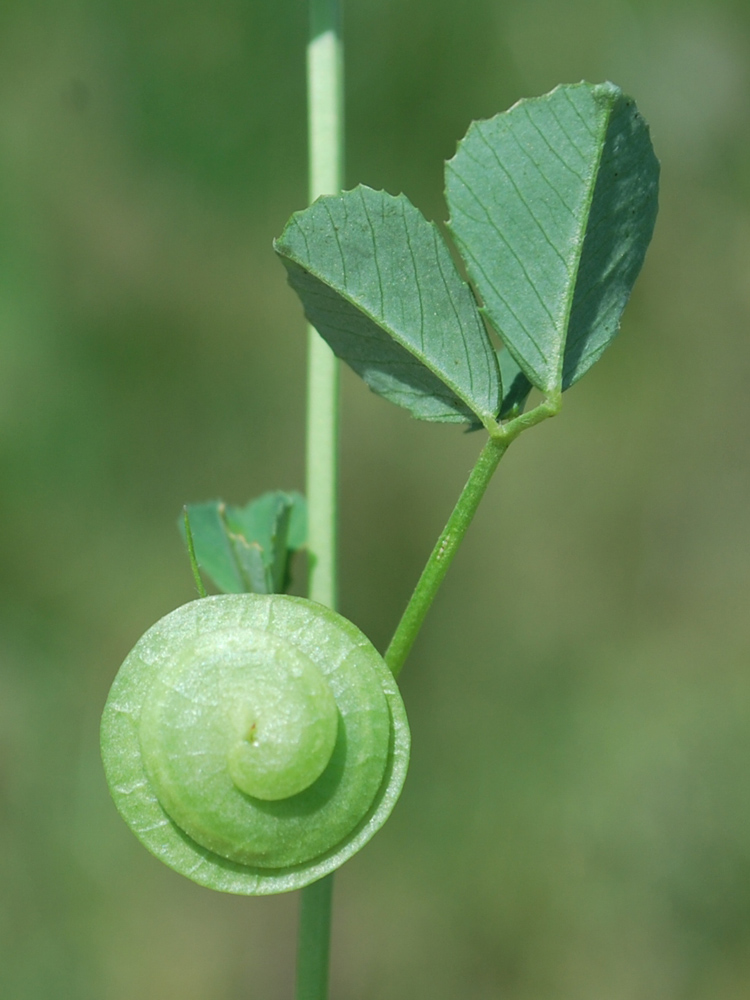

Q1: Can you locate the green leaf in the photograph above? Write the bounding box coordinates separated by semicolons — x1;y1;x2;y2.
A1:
274;185;501;427
181;492;307;595
445;81;659;394
268;502;293;594
230;536;269;594
497;348;532;419
180;501;245;595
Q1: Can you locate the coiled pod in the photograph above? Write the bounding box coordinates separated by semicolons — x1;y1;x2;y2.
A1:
101;594;410;894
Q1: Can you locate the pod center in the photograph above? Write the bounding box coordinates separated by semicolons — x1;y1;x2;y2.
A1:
139;627;339;813
225;647;339;801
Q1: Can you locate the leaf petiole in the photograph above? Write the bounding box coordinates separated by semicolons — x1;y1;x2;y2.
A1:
495;391;563;442
385;394;561;678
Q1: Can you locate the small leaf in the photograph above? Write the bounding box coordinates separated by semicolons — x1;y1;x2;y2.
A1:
446;81;659;394
230;536;270;594
268;501;293;594
180;501;245;595
497;349;533;419
180;492;308;596
224;492;287;559
287;494;307;551
226;491;304;594
275;186;501;427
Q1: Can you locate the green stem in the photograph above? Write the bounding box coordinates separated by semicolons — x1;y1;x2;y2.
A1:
296;874;334;1000
306;331;339;609
385;395;562;678
298;2;343;999
384;435;508;678
305;0;344;612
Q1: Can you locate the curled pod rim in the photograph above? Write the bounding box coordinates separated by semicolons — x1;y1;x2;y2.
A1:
100;594;410;894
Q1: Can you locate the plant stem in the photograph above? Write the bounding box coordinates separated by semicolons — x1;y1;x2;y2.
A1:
385;434;508;678
298;2;343;1000
296;874;334;1000
384;394;562;678
305;0;343;612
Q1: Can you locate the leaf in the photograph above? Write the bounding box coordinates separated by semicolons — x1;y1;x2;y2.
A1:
229;537;269;594
180;501;245;594
180;491;307;595
497;348;533;419
274;185;501;427
268;502;293;593
225;492;304;594
445;81;659;394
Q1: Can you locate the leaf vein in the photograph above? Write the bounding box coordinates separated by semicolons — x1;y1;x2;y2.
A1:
473;128;572;272
322;200;347;285
460;243;548;364
400;198;425;352
431;225;477;397
450;164;560;328
546;101;589;162
519;103;586;190
561;87;598;139
358;187;385;315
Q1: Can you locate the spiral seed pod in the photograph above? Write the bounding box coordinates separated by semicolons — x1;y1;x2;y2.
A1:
101;594;410;894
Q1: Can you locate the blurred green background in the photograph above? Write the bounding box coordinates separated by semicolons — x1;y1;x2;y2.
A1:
2;0;750;997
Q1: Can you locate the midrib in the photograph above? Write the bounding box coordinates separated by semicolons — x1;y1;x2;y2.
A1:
553;90;615;390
